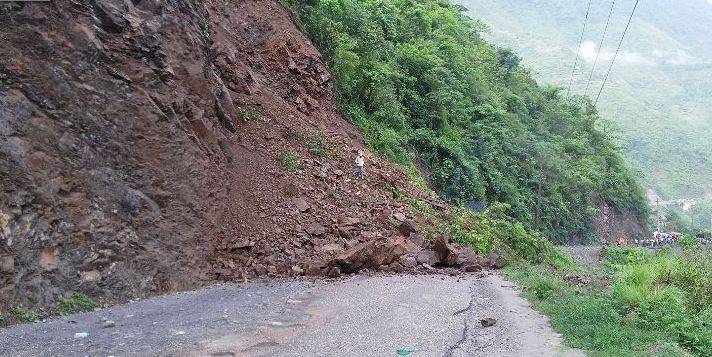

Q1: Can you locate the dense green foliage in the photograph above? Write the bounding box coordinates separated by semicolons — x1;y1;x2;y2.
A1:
450;204;573;267
283;0;649;242
458;0;712;201
506;246;712;356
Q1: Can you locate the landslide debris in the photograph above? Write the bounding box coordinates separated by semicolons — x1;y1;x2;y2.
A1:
0;0;496;313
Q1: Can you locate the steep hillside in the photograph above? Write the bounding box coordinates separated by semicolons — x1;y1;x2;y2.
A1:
0;0;455;312
0;0;652;317
282;0;649;243
455;0;712;201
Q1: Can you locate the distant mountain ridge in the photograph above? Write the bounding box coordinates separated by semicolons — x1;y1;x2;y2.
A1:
456;0;712;200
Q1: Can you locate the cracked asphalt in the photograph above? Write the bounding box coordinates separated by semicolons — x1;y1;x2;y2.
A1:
0;273;585;356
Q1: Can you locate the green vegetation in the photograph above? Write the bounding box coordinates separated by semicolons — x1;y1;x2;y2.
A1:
236;106;261;122
57;293;98;316
664;202;712;238
506;245;711;356
282;0;649;243
279;149;301;172
450;203;572;267
456;0;712;200
10;307;38;322
1;293;99;326
307;132;327;156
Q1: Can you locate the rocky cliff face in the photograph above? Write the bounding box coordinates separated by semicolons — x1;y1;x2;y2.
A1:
0;0;449;311
592;196;647;244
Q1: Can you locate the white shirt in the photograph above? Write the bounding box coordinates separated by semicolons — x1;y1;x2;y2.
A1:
355;155;365;167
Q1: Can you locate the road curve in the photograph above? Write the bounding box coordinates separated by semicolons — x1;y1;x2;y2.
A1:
0;273;584;356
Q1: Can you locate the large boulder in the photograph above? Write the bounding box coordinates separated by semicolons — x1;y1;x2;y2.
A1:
456;246;477;266
331;237;414;273
91;0;134;33
433;235;460;266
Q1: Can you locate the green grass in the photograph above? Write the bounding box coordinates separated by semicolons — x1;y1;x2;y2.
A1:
278;149;301;172
236;106;261;123
506;265;679;356
504;246;711;356
10;307;38;322
57;292;98;316
306;133;327;157
1;293;99;327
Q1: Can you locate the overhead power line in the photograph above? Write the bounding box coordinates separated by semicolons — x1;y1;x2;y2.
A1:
585;0;616;95
567;0;593;94
594;0;642;106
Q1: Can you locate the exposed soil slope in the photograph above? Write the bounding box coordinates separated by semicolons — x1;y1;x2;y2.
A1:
0;0;451;311
592;196;645;244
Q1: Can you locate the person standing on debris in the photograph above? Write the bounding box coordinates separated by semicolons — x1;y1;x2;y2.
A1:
355;150;365;180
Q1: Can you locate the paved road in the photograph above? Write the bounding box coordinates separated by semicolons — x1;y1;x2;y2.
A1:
0;273;584;356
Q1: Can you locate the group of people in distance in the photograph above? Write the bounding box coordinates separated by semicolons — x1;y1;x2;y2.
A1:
633;231;682;248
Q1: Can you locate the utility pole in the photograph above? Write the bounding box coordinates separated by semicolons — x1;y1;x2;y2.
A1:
536;156;543;231
656;197;662;232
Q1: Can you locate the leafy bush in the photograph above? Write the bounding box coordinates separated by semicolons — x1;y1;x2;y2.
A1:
504;243;711;356
279;149;301;172
533;278;556;300
678;234;701;251
602;245;648;268
651;342;692;357
450;204;572;268
448;208;495;255
506;260;708;356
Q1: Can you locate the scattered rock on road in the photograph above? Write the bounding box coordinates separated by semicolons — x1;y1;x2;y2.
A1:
480;317;497;327
291;265;304;275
